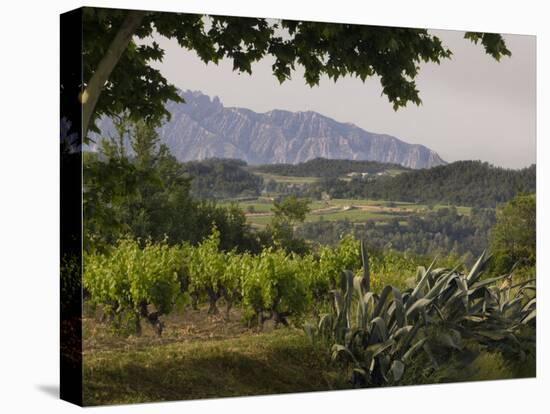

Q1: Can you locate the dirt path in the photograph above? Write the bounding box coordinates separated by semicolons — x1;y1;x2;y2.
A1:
83;304;278;353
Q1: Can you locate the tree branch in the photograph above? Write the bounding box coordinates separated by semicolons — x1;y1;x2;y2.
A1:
82;10;146;139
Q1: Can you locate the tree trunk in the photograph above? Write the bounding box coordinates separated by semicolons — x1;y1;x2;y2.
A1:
134;313;142;336
222;288;238;320
206;288;220;315
82;10;146;139
208;301;219;315
225;298;233;320
146;312;163;336
190;292;199;310
271;293;289;327
273;310;290;327
257;310;272;331
138;301;163;336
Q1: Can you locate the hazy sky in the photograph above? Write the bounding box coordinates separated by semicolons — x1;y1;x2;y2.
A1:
149;26;536;168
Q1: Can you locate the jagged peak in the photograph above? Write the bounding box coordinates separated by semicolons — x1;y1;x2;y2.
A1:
154;89;447;168
178;89;223;107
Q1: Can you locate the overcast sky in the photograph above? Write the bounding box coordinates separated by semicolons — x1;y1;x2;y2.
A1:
149;26;536;169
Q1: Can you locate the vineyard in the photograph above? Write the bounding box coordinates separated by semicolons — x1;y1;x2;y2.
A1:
83;230;536;404
84;231;416;334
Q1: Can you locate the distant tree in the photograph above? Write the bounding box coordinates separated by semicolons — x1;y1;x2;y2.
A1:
130;119;163;170
490;193;536;273
78;7;511;139
181;159;263;199
84;117;195;248
268;196;311;253
84;117;259;252
272;196;311;225
298;206;496;258
265;179;278;193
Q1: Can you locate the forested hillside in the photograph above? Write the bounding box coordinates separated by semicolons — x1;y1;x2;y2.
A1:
316;161;535;207
253;157;409;177
182;158;263;199
298;206;496;260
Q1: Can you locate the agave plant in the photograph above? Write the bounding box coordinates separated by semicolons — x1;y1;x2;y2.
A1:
423;253;537;359
307;240;434;386
306;241;536;387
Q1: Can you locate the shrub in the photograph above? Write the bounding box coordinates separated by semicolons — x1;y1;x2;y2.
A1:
84;238;182;336
186;226;226;314
242;248;310;327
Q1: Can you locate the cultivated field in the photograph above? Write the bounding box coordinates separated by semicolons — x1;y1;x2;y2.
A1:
221;195;472;228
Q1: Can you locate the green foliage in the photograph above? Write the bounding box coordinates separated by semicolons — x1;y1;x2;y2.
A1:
464;32;512;61
84;238;182;335
61;254;82;314
315;161;536;208
84;118;194;249
318;235;361;292
316;235;424;294
490;193;536;274
82;8;181;134
186;226;227;314
267;195;311;254
272;195;311;224
182;158;263;199
184;226;257;315
253;157;409;177
298;205;497;264
222;251;254;313
194;201;260;253
368;249;421;291
83;150;137;249
241;249;311;327
307;245;536;387
84;117;260;253
82;7;509;138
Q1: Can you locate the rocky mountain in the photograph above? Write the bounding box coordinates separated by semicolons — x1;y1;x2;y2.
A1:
93;90;446;169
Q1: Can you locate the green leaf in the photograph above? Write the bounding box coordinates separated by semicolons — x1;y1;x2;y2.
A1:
410;258;436;300
367;338;396;357
402;338;427;361
406;298;432;318
332;344;358;364
522;309;536;324
390;360;405;382
466;251;488;285
439;331;463;350
371;316;389;342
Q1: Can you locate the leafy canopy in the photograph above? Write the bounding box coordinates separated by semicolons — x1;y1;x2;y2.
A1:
272;195;311;224
83;117;259;252
83;7;510;135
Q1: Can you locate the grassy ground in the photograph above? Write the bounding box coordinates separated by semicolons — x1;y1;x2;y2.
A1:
82;306;349;406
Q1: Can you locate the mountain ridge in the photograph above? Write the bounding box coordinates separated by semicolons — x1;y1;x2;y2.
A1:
93;90;447;169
